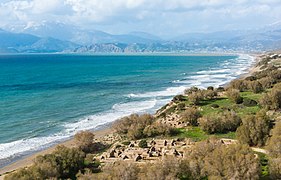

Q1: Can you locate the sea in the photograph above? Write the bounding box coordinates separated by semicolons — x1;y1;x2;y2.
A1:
0;54;254;167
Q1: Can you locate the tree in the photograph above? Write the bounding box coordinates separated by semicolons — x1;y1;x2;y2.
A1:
204;144;260;179
5;146;86;180
103;161;140;180
247;81;263;93
228;79;247;92
260;88;281;110
113;114;154;139
74;131;95;153
226;89;243;104
188;91;203;105
236;110;270;146
199;111;241;134
184;86;199;95
180;107;201;126
138;139;148;148
267;122;281;179
141;157;180;180
179;138;260;179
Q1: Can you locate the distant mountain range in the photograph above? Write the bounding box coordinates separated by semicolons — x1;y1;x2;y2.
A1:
1;22;281;53
0;28;78;53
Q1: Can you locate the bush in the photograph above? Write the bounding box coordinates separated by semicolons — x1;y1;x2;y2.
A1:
269;70;281;82
121;141;131;146
267;122;281;179
138;139;148;148
5;146;86;180
87;161;140;180
199;111;241;134
178;139;260;179
216;86;225;92
226;89;243;104
260;86;281;110
74;131;95;153
203;144;260;179
172;95;185;102
176;102;186;110
113;113;176;139
142;157;180;180
180;107;201;126
184;86;199;95
202;89;217;99
247;81;263;93
236;110;270;146
228;79;247;92
113;114;154;139
188;91;203;105
207;86;214;91
259;77;274;89
143;123;177;137
245;76;257;81
242;98;258;107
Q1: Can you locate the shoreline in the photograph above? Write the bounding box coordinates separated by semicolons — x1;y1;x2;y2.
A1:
0;53;260;177
0;127;113;177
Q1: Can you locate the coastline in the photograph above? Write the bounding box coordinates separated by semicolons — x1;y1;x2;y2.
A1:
0;127;113;177
0;53;260;178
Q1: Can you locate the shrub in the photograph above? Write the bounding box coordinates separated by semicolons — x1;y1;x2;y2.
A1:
184;86;199;95
267;122;281;179
179;139;260;180
172;95;185;102
228;79;247;92
93;161;140;180
226;89;243;104
203;144;260;180
113;114;154;139
199;111;241;134
74;131;95;153
245;76;257;81
143;123;177;137
5;146;86;180
180;107;201;126
260;87;281;110
188;91;203;105
113;113;176;139
202;89;217;99
207;86;214;91
236;110;270;146
259;77;275;89
142;157;180;180
176;102;186;110
242;98;258;107
247;81;263;93
269;70;281;82
138;139;148;148
121;141;131;146
216;86;225;92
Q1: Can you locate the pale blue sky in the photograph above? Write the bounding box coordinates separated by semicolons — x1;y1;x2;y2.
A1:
1;0;281;36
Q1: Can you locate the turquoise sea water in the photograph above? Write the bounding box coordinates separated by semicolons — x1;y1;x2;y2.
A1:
0;54;254;166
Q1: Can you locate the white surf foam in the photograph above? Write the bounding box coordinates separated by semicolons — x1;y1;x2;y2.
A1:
0;99;158;162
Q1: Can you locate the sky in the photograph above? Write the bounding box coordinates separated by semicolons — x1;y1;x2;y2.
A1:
0;0;281;37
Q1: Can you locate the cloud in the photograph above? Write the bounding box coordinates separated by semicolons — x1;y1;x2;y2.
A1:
0;0;281;36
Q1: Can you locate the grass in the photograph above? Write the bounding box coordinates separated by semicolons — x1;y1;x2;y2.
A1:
174;127;236;141
240;91;263;101
199;91;261;117
256;152;270;179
